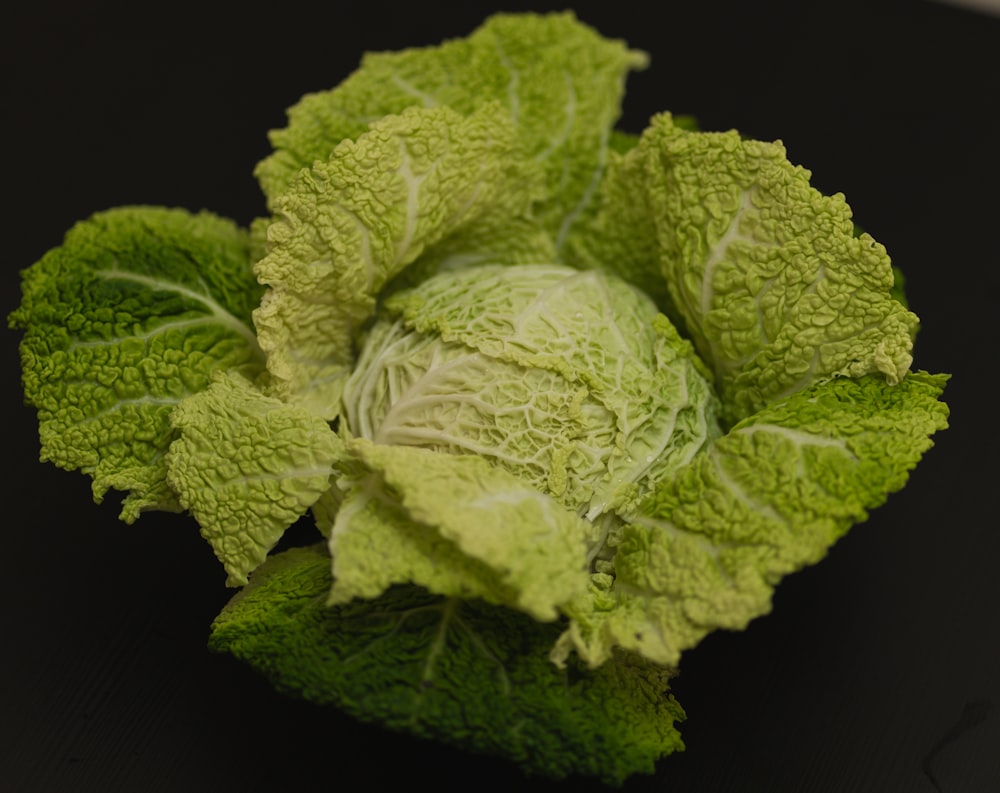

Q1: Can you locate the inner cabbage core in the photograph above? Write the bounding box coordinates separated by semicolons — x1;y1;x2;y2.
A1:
341;263;720;537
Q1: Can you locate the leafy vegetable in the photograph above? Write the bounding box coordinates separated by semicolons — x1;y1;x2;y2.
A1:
209;544;685;785
10;10;948;784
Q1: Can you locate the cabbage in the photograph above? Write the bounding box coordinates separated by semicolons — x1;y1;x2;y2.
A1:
10;11;948;784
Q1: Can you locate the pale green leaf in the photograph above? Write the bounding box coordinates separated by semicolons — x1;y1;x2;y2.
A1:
571;113;919;424
166;372;341;585
256;11;648;250
328;438;597;622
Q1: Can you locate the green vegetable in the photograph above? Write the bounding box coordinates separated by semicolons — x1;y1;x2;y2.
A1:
209;544;685;786
10;11;948;784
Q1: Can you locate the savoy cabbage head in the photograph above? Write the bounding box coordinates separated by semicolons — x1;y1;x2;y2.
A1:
9;11;948;785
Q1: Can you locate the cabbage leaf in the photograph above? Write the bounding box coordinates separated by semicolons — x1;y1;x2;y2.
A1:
10;206;264;520
326;438;597;621
255;10;648;250
166;372;342;585
208;544;685;785
572;113;919;424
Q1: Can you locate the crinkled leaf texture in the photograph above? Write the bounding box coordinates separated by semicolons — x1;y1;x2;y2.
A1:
255;10;648;250
557;371;950;668
327;262;720;630
9;206;265;521
208;544;685;785
570;113;919;425
326;438;598;622
166;372;342;586
9;10;952;787
369;264;720;519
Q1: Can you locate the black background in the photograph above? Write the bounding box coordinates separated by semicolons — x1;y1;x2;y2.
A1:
3;1;998;791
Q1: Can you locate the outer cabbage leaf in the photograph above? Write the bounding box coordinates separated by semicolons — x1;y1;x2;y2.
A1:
253;103;549;418
571;113;919;424
208;544;685;784
327;439;596;622
555;371;949;668
166;372;341;585
9;206;265;521
255;10;648;250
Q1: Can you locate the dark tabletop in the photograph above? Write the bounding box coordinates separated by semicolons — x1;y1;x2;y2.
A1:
3;1;998;791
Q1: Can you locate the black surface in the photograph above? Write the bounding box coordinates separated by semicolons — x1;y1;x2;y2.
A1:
3;1;998;791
